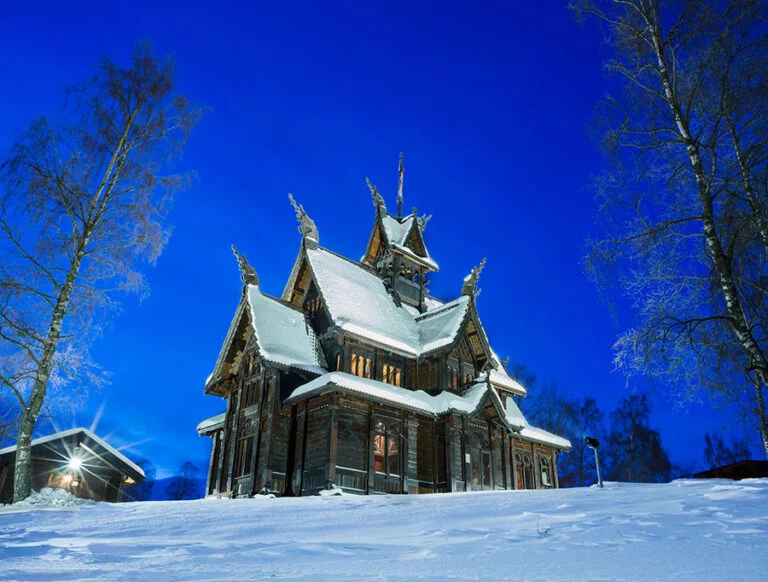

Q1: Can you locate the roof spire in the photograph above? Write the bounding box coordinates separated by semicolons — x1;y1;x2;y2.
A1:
366;178;386;212
397;152;404;219
231;244;259;288
288;193;319;245
462;257;486;297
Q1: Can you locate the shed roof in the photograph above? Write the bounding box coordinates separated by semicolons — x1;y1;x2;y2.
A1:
196;413;226;435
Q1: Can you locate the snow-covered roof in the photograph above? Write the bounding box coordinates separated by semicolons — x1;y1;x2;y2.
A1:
380;214;439;270
285;372;567;449
503;395;527;430
485;352;527;396
196;413;226;435
518;424;571;450
205;286;327;391
246;285;326;372
416;296;471;354
305;247;476;357
0;428;145;478
381;214;414;247
307;247;423;355
391;243;439;271
287;372;513;424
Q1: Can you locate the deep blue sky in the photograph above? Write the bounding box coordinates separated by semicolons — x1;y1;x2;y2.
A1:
0;1;752;478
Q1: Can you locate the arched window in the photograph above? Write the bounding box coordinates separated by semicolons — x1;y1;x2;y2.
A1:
469;432;492;490
373;422;400;476
522;455;534;490
540;457;552;487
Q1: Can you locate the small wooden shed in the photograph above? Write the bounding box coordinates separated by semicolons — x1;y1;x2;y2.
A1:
0;427;145;503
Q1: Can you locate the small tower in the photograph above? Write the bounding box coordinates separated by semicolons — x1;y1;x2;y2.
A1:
361;156;438;312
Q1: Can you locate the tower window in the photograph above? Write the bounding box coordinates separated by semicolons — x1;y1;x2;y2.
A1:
351;352;372;379
382;363;402;387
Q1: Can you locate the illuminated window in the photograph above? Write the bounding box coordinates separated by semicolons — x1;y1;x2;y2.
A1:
335;353;342;371
382;363;402;387
351;353;372;378
373;422;400;476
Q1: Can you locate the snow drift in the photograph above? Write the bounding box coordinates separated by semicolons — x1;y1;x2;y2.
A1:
1;479;767;581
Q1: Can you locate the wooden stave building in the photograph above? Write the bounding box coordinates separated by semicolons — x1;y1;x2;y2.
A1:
199;184;570;498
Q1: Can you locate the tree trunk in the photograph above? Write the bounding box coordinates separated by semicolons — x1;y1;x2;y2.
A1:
12;244;88;501
11;101;141;501
646;7;768;457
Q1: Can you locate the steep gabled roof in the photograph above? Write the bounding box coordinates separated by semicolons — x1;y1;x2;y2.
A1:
205;285;326;392
306;246;422;355
415;296;471;353
364;211;439;271
245;285;326;373
282;245;508;375
381;213;415;247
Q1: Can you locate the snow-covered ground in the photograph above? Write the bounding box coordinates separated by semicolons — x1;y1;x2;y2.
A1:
1;480;767;581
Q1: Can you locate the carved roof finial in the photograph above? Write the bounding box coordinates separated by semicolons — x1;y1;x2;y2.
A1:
367;178;386;212
232;244;259;287
288;193;319;244
417;213;432;231
462;257;486;297
397;152;404;219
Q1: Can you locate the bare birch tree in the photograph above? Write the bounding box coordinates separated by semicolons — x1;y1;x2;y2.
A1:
0;43;200;501
573;0;768;456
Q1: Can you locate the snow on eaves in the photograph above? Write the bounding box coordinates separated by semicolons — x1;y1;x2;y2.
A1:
285;371;567;449
391;243;439;271
416;296;470;354
286;372;503;417
307;248;422;354
0;428;145;478
518;425;571;450
380;214;439;270
196;413;226;435
487;351;527;396
286;372;533;437
246;285;326;371
307;248;464;356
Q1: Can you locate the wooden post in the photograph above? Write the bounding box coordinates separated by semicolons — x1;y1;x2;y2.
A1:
225;386;243;493
418;267;425;312
260;376;276;492
326;393;338;489
502;431;512;490
510;438;518;490
293;402;308;496
205;431;218;496
532;442;540;489
405;415;418;493
552;449;560;489
247;403;261;496
367;409;376;494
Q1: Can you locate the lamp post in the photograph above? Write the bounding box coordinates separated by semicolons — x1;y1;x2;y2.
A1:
585;436;603;488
